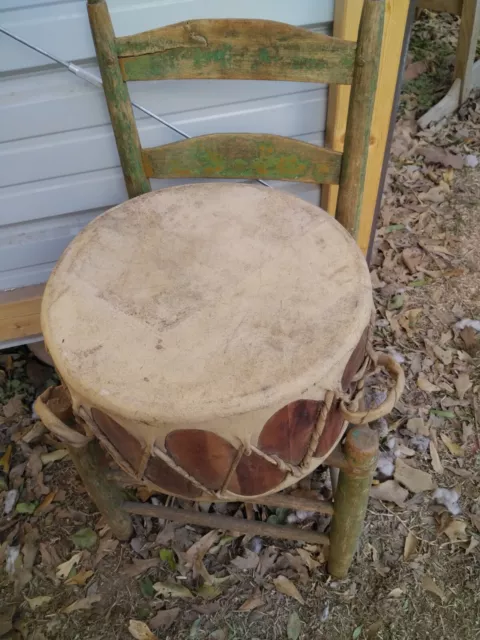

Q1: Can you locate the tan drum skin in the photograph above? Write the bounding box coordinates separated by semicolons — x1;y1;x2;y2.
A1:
40;184;374;500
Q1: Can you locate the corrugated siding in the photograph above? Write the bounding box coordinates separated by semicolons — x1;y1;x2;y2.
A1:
0;0;334;290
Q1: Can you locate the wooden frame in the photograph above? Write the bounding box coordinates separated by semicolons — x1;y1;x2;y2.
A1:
0;284;44;343
322;0;412;255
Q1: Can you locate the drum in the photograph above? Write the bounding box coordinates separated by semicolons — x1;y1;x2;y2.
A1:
36;183;393;501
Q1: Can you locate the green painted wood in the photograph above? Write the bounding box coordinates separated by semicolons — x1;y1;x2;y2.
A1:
116;19;356;84
335;0;385;239
87;0;151;198
142;134;343;184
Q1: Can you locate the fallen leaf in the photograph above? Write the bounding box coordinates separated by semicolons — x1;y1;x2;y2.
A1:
0;445;13;474
370;480;408;507
15;502;38;515
419;145;464;169
0;604;15;637
122;558;160;578
433;345;453;366
366;620;383;639
94;537;119;566
443;519;468;542
407;417;429;436
296;548;320;571
353;626;363;640
273;575;305;605
465;537;479;555
402;247;423;274
431;409;455;419
185;530;219;567
62;595;101;614
238;596;265;612
287;611;302;640
149;607;180;631
3;396;25;418
394;459;436;493
403;532;417;561
128;620;156;640
65;569;94;586
417;374;440;393
153;581;193;599
3;489;19;515
196;583;222;600
230;549;259;571
159;548;177;571
40;449;68;465
386;588;404;599
421;575;445;602
25;595;52;610
404;59;427;81
35;491;57;515
454;373;472;400
256;546;278;576
440;434;464;457
56;552;82;579
70;528;98;550
209;630;228;640
429;441;444;474
470;513;480;533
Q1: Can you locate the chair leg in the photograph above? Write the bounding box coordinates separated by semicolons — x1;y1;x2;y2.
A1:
327;426;378;579
67;440;133;541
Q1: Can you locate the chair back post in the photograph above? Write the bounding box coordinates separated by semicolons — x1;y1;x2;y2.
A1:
335;0;384;240
87;0;151;198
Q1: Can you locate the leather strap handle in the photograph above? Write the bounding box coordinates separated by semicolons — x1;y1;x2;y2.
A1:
34;386;92;447
340;353;405;425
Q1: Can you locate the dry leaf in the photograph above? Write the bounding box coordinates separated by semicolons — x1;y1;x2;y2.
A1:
419;146;464;169
417;374;440;393
256;546;278;576
440;433;464;457
429;441;444;474
238;596;265;612
230;549;259;571
56;552;82;579
465;537;479;555
296;548;320;571
370;480;408;507
94;537;119;566
35;491;57;515
402;247;423;274
40;449;68;465
65;569;94;586
128;620;157;640
386;588;404;599
470;513;480;533
394;459;436;493
432;345;453;366
443;519;468;542
149;608;180;631
287;611;302;640
153;581;193;599
403;532;417;561
404;59;427;81
421;575;445;602
122;558;160;578
407;417;429;437
25;595;52;610
454;373;472;400
273;575;305;605
209;629;228;640
62;595;101;614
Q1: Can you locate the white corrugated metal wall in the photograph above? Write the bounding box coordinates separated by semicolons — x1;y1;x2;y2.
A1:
0;0;334;291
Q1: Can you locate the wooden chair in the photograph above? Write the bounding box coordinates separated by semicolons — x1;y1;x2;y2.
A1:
35;0;397;580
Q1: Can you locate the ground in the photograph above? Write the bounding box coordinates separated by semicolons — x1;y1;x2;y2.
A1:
1;10;480;640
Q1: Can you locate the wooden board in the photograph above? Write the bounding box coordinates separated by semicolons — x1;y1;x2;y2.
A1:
117;19;356;84
0;284;44;342
455;0;480;103
418;0;463;13
143;133;343;183
322;0;411;255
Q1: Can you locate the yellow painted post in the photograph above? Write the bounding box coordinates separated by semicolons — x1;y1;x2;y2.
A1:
322;0;411;255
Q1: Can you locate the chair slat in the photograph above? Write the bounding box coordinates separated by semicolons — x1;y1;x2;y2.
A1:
142;133;343;184
117;19;356;84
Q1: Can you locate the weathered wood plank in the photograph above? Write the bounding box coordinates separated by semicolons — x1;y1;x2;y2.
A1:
142;134;343;184
418;0;463;14
455;0;480;103
117;19;356;84
87;0;151;198
335;0;385;240
0;284;44;342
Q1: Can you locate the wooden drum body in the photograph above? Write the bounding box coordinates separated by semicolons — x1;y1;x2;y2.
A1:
39;184;376;501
